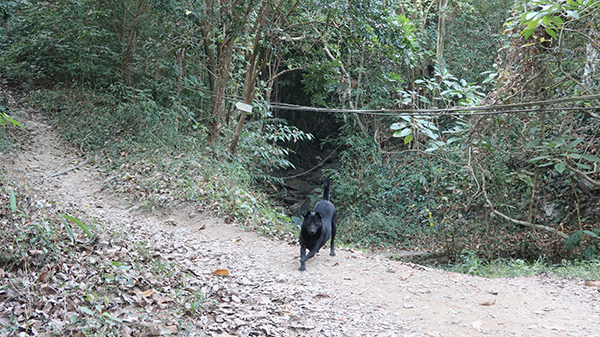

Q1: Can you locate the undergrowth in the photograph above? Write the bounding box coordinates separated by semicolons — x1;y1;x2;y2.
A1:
445;250;600;280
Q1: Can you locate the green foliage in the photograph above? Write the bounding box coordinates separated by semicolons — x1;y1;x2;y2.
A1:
1;184;82;271
297;0;418;110
399;66;486;109
62;214;93;240
0;94;20;150
528;136;600;174
0;94;21;128
237;104;314;184
505;0;600;40
447;251;600;280
1;0;120;87
329;127;483;253
443;0;510;83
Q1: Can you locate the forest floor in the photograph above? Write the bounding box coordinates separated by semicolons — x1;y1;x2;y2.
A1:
2;101;600;336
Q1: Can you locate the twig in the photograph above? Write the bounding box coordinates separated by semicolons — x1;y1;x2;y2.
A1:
48;158;89;178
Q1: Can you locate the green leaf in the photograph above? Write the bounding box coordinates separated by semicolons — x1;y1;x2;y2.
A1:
10;190;16;212
575;163;592;170
542;15;551;26
565;10;580;19
569;138;585;148
583;230;599;238
1;114;23;128
390;122;405;130
403;134;414;144
446;137;460;144
422;128;438;140
554;162;566;173
393;128;412;138
551;16;563;25
529;155;551;163
579;154;600;162
62;214;93;239
545;28;556;39
539;161;555;167
524;11;537;20
102;312;123;323
62;219;75;243
80;306;95;315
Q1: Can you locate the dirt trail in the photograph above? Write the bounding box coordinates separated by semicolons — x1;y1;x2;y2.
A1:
3;108;600;336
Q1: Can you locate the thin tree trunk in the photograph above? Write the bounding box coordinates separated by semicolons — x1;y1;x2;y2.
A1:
208;37;235;142
436;0;448;65
229;4;267;154
583;29;598;88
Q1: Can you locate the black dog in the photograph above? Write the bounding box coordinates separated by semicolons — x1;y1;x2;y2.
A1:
298;178;337;271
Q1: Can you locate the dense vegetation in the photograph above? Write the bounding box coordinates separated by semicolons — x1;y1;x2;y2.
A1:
1;0;599;267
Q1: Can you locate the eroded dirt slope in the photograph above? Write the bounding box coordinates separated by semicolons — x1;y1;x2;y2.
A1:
2;107;600;336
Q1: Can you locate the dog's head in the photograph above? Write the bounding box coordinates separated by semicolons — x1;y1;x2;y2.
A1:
301;211;323;235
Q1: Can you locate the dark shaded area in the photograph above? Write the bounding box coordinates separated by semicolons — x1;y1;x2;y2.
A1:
272;70;342;172
270;70;343;215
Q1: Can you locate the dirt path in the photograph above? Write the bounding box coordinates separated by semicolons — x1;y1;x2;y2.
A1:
3;108;600;336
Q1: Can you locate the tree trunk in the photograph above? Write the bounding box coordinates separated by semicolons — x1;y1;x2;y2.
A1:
583;29;598;88
207;37;235;142
436;0;448;65
229;5;267;154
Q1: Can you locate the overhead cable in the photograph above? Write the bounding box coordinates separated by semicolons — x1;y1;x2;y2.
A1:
184;85;600;117
268;94;600;116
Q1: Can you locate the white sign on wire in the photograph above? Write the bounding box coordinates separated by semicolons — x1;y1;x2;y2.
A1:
235;102;253;113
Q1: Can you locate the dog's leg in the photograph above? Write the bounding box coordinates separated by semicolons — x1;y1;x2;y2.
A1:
330;213;337;256
299;245;307;271
299;244;322;271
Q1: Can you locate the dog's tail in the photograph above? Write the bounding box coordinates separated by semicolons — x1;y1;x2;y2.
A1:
322;178;331;201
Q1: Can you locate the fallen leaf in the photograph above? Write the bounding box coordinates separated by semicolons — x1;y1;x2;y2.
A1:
480;300;496;306
40;286;57;295
212;268;230;276
157;296;174;304
36;270;50;282
198;224;206;230
165;220;177;226
133;289;155;297
584;280;600;288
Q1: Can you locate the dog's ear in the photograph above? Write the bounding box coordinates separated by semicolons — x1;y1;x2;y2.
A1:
315;212;324;219
301;211;309;217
